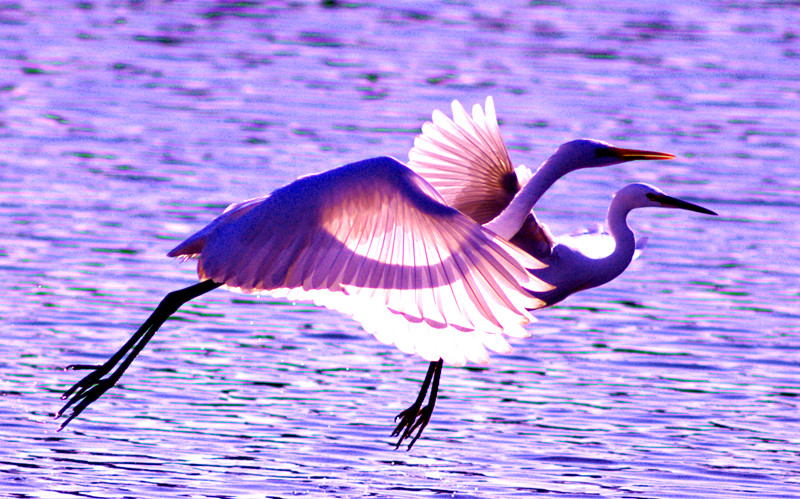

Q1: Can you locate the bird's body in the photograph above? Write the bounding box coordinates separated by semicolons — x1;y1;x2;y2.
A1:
57;154;555;449
57;97;716;450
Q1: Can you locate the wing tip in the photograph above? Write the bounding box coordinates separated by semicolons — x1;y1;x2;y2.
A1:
167;234;206;258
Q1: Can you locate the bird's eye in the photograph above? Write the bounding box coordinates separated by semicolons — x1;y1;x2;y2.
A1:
645;193;657;201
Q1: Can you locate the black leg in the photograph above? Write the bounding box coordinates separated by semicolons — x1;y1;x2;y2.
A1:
391;358;444;450
56;279;222;430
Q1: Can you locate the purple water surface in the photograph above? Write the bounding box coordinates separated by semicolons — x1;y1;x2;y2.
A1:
1;1;798;497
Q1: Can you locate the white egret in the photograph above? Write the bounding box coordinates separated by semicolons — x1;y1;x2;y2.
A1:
407;98;682;264
57;156;552;448
57;99;716;450
526;182;716;306
408;96;675;243
404;97;715;439
406;97;714;268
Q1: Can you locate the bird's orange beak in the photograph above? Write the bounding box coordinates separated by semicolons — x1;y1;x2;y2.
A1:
611;147;675;161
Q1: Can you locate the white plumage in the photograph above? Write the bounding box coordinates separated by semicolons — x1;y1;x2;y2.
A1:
168;156;550;366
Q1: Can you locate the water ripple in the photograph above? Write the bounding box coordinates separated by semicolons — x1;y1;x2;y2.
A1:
1;0;799;497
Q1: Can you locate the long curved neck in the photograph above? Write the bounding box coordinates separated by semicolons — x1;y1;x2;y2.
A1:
483;157;566;239
589;199;637;289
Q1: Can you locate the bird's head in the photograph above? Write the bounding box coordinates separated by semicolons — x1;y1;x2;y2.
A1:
613;182;717;215
551;139;675;172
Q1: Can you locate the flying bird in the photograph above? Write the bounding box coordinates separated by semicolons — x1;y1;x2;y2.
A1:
407;97;679;248
57;98;716;450
406;96;715;291
402;97;715;442
57;155;552;447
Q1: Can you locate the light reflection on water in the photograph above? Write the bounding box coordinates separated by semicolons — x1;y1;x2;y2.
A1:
1;0;799;497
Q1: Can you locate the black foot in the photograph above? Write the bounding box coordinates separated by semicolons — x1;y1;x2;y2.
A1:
391;359;443;450
56;363;119;430
392;400;435;450
55;279;222;430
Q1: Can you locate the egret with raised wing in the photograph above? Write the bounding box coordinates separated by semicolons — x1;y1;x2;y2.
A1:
407;97;678;258
57;99;716;450
404;98;716;438
407;98;716;305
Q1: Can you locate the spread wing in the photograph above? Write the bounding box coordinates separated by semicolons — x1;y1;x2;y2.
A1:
407;97;522;225
168;156;552;366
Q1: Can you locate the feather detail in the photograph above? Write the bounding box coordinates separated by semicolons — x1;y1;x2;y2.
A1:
169;156;551;365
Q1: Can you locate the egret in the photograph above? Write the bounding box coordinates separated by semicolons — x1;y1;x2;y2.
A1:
57;155;552;448
57;99;715;450
406;97;716;271
403;97;715;437
407;97;683;262
527;182;716;306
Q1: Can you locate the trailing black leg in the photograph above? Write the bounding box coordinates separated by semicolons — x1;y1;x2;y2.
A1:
56;279;222;429
391;358;444;450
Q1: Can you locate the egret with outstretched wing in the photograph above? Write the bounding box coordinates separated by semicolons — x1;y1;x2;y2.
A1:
58;99;717;450
57;156;551;449
407;97;676;257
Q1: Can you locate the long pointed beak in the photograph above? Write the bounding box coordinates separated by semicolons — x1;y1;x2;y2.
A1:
647;193;717;216
612;147;675;161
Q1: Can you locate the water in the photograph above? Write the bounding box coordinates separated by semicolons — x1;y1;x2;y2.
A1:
1;0;799;496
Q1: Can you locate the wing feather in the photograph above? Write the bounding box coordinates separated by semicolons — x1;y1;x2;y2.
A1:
168;156;551;365
408;97;519;224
